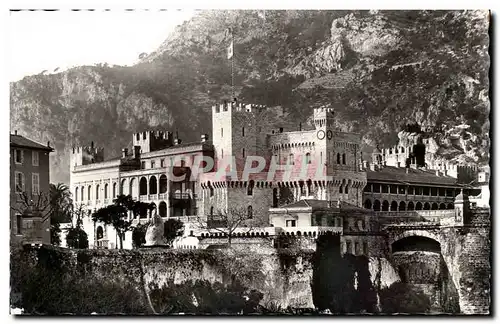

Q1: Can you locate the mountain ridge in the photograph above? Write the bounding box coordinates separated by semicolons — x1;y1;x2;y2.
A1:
10;10;490;184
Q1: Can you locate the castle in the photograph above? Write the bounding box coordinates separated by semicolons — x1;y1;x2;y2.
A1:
67;101;484;250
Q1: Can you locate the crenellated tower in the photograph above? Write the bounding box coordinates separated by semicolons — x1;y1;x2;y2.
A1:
211;101;268;171
71;142;104;168
132;130;173;153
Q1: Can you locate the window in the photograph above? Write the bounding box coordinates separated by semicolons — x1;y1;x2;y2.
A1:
15;172;25;193
247;206;253;219
345;185;348;194
355;242;360;255
136;134;140;141
342;153;346;165
16;215;22;234
289;154;294;165
242;148;245;158
75;187;79;201
247;180;254;195
346;241;352;254
363;242;368;255
242;127;245;136
286;220;296;227
14;149;23;164
87;186;91;201
210;206;214;216
160;159;165;167
339;185;343;194
151;160;156;169
32;151;39;166
337;153;341;164
209;186;214;197
113;183;117;198
221;128;223;138
143;133;146;140
32;173;39;194
141;161;146;169
306;153;311;164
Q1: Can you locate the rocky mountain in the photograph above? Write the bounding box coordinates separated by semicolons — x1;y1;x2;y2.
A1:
10;10;490;184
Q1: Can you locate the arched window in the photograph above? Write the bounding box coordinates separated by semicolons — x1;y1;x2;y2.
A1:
96;226;104;240
382;200;389;211
390;201;398;211
112;183;117;198
242;148;245;158
149;176;157;195
364;199;372;209
247;206;253;219
337;153;341;164
289;154;294;165
399;201;406;211
136;133;140;141
373;200;381;211
104;183;108;199
242;127;245;136
81;187;84;201
75;187;79;202
345;185;348;194
139;177;148;195
339;185;343;194
210;206;214;216
87;186;91;201
159;175;168;194
342;153;346;164
247;180;254;196
416;202;423;210
305;153;311;164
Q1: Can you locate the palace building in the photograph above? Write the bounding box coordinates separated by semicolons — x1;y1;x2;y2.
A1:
69;101;480;249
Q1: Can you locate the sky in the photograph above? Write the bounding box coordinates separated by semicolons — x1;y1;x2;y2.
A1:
7;9;196;81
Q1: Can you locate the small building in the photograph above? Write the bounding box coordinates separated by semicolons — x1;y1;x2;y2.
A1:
10;131;54;246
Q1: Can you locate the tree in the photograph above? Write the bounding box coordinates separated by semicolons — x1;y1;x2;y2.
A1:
132;223;148;248
92;203;131;250
196;207;257;247
49;183;73;246
65;204;88;249
163;219;184;246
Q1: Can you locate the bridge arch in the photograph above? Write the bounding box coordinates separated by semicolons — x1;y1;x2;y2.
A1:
389;230;443;253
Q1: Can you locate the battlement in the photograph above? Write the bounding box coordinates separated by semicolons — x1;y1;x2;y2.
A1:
212;102;267;114
133;130;173;153
313;106;335;116
71;142;105;167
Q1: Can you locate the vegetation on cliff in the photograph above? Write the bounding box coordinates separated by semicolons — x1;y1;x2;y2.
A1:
10;10;490;183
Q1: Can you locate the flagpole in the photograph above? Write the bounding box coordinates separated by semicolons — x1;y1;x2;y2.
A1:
231;29;234;100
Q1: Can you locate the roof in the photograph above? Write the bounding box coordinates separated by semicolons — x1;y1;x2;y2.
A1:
10;134;53;152
366;166;461;187
276;199;370;213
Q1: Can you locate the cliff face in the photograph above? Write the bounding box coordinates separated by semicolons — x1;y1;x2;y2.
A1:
10;10;490;184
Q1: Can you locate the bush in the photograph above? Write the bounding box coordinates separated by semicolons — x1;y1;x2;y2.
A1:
148;280;263;314
132;224;148;248
379;282;432;314
65;228;89;249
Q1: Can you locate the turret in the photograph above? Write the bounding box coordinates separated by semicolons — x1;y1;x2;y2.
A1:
313;106;335;130
132;130;173;153
71;144;105;167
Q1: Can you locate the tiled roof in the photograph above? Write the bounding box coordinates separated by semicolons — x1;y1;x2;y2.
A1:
367;166;460;186
10;134;53;151
278;199;369;213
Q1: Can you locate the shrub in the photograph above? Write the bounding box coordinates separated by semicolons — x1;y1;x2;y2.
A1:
65;228;89;249
379;282;432;314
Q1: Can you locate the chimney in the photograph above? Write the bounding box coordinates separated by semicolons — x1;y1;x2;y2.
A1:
122;148;128;158
201;134;209;142
133;146;141;159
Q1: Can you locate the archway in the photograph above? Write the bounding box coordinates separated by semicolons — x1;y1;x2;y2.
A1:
159;175;168;194
364;199;372;209
399;201;406;211
382;200;389;211
407;201;415;211
149;176;158;195
139;177;148;196
447;203;454;209
159;201;167;217
424;202;431;210
130;178;138;198
416;202;423;210
96;226;104;240
431;203;438;210
121;179;127;195
439;203;446;210
390;201;398;211
373;200;381;211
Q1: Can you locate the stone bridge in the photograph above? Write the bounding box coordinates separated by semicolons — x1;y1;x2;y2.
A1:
381;205;490;314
